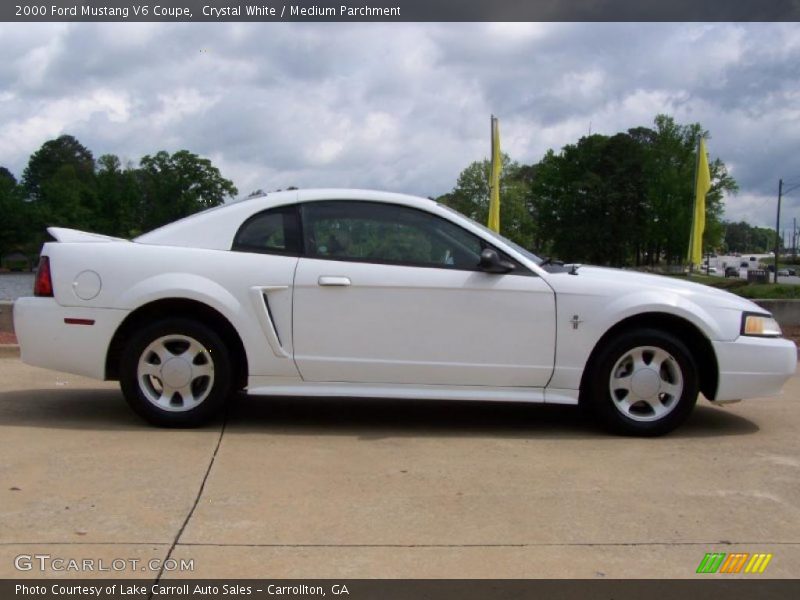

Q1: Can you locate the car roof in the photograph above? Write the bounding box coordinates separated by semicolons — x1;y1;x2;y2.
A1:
134;189;438;249
132;187;545;275
298;188;437;208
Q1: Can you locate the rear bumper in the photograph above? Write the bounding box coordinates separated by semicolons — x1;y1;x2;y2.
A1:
13;297;128;380
712;336;797;401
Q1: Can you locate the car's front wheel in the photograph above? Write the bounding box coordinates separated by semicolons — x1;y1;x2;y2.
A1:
119;318;232;427
586;328;699;436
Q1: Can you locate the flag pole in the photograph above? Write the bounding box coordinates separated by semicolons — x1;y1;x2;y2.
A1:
488;115;501;232
490;114;494;196
687;135;703;272
490;114;496;207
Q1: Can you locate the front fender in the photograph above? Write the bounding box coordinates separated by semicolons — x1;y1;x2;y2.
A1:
601;289;742;342
549;289;741;390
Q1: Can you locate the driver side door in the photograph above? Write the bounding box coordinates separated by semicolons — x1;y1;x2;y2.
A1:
291;200;556;387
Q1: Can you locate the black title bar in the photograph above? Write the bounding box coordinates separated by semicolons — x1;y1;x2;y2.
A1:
4;579;800;599
4;0;800;22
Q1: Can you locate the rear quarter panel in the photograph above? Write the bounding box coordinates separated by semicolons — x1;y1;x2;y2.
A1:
45;241;300;378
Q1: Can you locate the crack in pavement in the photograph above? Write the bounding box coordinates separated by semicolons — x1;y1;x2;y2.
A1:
147;413;228;594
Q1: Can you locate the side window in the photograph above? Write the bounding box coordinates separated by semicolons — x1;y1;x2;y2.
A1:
232;205;300;255
301;201;484;270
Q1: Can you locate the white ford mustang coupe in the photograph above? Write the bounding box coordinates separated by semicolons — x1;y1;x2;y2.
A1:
14;189;797;435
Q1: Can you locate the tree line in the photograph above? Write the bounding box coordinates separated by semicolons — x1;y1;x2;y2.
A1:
723;220;779;255
0;116;779;268
437;114;767;266
0;135;237;264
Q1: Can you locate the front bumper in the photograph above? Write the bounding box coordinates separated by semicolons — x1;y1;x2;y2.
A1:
13;297;128;380
712;336;797;401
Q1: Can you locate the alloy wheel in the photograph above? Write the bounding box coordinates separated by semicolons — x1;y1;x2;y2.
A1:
136;334;215;412
608;345;684;422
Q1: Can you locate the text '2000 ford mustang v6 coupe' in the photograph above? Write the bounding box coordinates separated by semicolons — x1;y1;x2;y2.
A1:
14;189;797;435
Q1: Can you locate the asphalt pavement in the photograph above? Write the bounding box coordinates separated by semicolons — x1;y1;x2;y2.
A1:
1;357;799;579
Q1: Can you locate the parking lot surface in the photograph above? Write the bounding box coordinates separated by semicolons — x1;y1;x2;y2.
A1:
1;357;799;579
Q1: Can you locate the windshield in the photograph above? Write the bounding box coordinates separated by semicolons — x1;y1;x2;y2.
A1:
438;204;543;265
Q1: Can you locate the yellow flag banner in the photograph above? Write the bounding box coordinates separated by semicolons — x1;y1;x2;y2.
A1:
688;137;711;266
488;116;501;232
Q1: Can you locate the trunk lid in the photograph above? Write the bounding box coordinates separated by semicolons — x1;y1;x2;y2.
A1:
47;227;128;243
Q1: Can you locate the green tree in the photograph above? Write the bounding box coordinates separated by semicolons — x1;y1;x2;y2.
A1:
723;221;777;254
5;137;240;249
529;133;646;265
0;167;32;263
752;226;779;254
0;167;15;185
637;115;737;264
95;154;142;238
22;135;95;202
437;153;537;251
20;135;98;238
527;115;737;266
137;150;238;232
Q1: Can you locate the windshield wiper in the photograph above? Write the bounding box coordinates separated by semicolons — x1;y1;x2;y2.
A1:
539;256;564;267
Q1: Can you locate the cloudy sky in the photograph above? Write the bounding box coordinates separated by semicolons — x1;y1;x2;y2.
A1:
0;22;799;226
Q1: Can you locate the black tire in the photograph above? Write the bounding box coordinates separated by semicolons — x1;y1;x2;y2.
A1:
585;328;698;436
119;318;232;427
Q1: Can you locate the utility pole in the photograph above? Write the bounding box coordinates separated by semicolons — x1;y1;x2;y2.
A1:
794;217;797;260
775;179;783;283
775;179;800;279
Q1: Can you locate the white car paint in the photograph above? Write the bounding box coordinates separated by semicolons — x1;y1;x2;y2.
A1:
292;258;555;387
13;189;797;427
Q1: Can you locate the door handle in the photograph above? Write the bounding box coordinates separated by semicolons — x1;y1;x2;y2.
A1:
318;276;351;286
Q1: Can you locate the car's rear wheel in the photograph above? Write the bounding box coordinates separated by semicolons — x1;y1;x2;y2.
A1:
119;318;232;427
587;328;698;436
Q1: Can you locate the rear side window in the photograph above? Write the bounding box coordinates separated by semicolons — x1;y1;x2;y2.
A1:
232;205;300;255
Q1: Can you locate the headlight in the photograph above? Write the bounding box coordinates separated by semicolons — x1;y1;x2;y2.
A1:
741;313;782;337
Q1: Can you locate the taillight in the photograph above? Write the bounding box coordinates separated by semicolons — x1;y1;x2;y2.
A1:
34;256;54;297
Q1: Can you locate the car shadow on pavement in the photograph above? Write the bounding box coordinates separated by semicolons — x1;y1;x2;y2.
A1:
0;389;760;438
225;395;760;440
227;395;598;440
679;403;761;437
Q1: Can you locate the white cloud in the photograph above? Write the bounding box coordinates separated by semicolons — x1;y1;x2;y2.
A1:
152;88;218;128
0;22;799;227
0;89;131;167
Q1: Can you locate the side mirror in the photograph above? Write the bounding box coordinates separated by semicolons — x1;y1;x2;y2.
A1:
478;248;515;274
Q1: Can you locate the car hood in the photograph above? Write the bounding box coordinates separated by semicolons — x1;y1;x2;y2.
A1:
547;265;765;313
